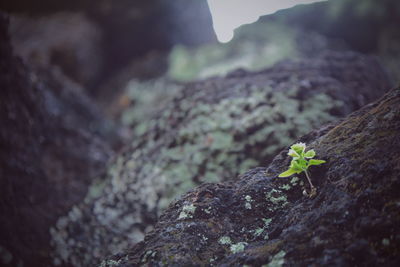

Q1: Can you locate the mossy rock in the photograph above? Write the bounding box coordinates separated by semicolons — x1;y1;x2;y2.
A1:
101;87;400;266
50;51;390;266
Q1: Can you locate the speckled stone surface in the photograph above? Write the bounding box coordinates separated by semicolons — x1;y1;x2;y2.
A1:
103;87;400;266
50;51;391;266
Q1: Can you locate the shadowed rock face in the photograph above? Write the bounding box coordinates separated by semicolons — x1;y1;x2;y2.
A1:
5;0;217;95
0;14;113;266
50;51;391;266
102;87;400;266
9;13;103;88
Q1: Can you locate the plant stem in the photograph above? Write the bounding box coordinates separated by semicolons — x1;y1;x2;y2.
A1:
304;170;314;189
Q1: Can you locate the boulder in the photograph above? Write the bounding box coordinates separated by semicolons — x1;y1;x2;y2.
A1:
51;51;391;266
0;14;113;266
102;86;400;266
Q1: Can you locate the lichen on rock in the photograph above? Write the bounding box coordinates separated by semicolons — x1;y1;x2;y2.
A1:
103;87;400;266
50;52;391;266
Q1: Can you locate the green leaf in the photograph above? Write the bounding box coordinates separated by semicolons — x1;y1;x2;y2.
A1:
304;149;316;159
290;160;304;172
308;159;326;166
287;149;300;159
278;168;297;177
290;143;306;156
297;159;308;169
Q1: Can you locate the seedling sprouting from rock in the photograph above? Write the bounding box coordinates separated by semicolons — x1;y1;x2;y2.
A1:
278;143;325;197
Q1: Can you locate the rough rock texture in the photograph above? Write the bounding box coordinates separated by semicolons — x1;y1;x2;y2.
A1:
51;51;391;266
0;14;112;266
103;86;400;266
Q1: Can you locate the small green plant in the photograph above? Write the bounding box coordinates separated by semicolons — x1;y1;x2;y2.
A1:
278;143;325;197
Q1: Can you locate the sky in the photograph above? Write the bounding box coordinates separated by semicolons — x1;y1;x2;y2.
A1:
207;0;328;42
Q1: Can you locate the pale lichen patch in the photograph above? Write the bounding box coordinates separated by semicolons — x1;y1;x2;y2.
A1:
244;195;254;209
204;206;212;214
253;218;272;239
230;242;248;254
218;236;232;245
99;256;127;267
290;176;299;186
178;204;197;220
382;238;390;246
266;189;288;210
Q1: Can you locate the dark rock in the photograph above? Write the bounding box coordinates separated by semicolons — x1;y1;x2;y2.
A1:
4;0;217;96
0;13;113;266
9;12;104;88
105;87;400;266
51;51;391;266
85;0;217;96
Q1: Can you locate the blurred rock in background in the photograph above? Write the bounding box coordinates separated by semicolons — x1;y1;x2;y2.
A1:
4;0;217;96
0;14;113;267
269;0;400;82
9;13;104;90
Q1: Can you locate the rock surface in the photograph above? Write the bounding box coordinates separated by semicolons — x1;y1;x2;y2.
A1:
5;0;217;96
0;14;113;266
9;12;104;88
168;20;345;82
103;86;400;266
51;51;391;266
268;0;400;83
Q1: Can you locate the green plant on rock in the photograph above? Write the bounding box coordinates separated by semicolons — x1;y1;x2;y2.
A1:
278;143;325;197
